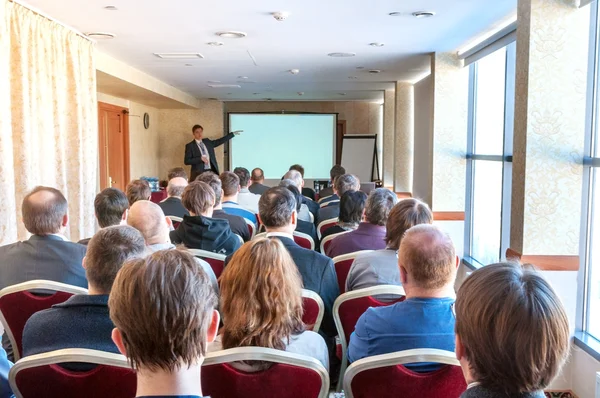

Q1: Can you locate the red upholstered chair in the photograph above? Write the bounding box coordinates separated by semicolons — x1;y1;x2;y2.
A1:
202;347;329;398
245;218;256;239
316;217;338;239
320;231;349;255
332;250;373;293
293;232;315;250
333;285;405;391
0;280;88;361
9;348;136;398
301;289;324;332
187;249;227;279
343;349;466;398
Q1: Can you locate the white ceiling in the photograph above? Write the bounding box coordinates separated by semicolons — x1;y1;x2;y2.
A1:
25;0;516;101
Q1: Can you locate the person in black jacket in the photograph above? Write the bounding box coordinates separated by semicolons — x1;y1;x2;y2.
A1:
170;181;240;255
158;177;190;219
184;124;241;181
285;185;319;249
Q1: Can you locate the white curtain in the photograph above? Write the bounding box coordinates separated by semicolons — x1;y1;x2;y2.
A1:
0;0;97;244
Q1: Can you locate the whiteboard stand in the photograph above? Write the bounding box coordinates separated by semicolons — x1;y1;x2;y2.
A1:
340;134;380;183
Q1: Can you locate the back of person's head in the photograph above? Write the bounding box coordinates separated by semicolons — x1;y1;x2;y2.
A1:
22;186;68;235
166;177;188;198
282;170;303;188
182;181;215;215
94;188;129;228
278;178;297;190
398;224;456;290
86;225;146;294
286;185;303;212
251;168;264;182
330;165;346;182
334;174;360;196
289;164;305;177
259;187;296;228
127;200;168;245
339;190;367;224
126;179;151;206
220;171;240;197
109;250;218;371
365;188;398;226
385;198;432;250
167;167;188;181
196;172;223;205
455;263;570;395
233;167;251;188
220;238;304;350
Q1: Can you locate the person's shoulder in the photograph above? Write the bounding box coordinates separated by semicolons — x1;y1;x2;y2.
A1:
25;305;62;332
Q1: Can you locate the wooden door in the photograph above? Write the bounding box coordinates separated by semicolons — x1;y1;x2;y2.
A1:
336;120;346;165
98;102;130;191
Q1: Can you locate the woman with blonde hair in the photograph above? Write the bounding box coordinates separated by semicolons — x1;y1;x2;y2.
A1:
211;237;328;371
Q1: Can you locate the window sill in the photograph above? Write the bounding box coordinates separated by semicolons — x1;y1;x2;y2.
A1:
574;331;600;362
462;257;483;271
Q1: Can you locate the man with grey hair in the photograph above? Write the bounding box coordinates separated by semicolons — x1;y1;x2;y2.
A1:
279;178;313;223
127;200;218;294
348;224;458;370
282;169;319;222
318;173;360;224
158;176;189;219
326;188;397;258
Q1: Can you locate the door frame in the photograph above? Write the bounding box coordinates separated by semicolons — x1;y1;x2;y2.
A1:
336;120;346;165
98;101;130;190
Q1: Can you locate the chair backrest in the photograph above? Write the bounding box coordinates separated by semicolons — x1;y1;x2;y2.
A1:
167;215;183;229
319;199;339;208
301;289;324;332
9;348;136;398
0;280;88;361
317;195;332;204
187;249;227;279
332;250;373;293
319;230;349;255
308;211;315;224
244;218;256;239
234;234;244;245
293;231;315;250
333;285;405;391
254;232;268;240
343;349;466;398
316;218;338;239
202;347;329;398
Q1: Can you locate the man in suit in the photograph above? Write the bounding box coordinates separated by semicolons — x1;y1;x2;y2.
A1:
158;177;189;219
318;173;360;224
248;168;269;195
282;170;319;223
319;165;346;201
289;164;316;201
78;187;129;245
22;225;147;359
184;124;241;181
286;185;318;249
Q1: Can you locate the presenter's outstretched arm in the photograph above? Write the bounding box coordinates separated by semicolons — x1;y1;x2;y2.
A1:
211;130;243;147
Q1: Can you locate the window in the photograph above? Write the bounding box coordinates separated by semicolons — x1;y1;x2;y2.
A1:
464;43;516;267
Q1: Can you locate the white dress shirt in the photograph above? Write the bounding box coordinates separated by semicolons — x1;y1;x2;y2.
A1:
237;188;260;213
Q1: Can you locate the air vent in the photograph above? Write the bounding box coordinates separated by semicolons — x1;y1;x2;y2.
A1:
86;32;116;39
207;84;241;88
154;53;204;59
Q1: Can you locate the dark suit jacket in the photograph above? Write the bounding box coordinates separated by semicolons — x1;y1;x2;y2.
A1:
248;182;269;195
319;186;334;199
184;133;234;178
302;187;316;201
296;220;319;251
158;197;189;219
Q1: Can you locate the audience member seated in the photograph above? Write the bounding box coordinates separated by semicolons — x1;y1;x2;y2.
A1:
212;238;328;371
22;225;146;358
321;190;367;240
127;200;218;293
318;165;346;201
318;173;360;223
286;185;318;246
196;173;251;241
220;171;257;224
167;166;188;181
455;263;570;398
158;177;189;219
280;178;313;223
255;188;339;349
0;347;11;398
283;169;319;220
233;167;260;213
346;198;433;292
248;167;269;195
289;164;316;201
126;179;151;206
348;224;458;371
170;181;241;255
109;250;219;398
78;188;129;245
326;188;396;258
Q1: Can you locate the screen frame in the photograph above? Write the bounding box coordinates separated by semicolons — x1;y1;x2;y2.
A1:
225;111;339;178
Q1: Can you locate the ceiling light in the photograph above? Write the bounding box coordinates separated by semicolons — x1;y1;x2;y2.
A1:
412;11;435;18
208;84;241;88
207;80;221;84
328;52;356;58
104;6;118;10
154;53;204;59
238;76;248;79
207;41;224;46
388;12;403;16
85;32;116;39
216;31;247;39
369;42;384;47
368;69;382;74
297;92;304;96
289;69;300;74
272;12;289;21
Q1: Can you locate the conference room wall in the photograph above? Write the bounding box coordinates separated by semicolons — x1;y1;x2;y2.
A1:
413;75;434;206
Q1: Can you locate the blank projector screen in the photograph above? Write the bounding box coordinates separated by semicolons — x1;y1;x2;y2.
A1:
229;113;336;179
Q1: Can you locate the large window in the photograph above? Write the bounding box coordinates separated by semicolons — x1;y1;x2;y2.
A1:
464;43;516;267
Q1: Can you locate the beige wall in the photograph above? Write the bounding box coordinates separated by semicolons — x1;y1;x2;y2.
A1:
413;75;434;205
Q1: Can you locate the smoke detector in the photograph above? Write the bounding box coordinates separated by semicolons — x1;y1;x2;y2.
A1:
289;69;300;75
272;12;290;21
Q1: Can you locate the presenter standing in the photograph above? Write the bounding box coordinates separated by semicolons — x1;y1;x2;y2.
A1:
184;124;242;181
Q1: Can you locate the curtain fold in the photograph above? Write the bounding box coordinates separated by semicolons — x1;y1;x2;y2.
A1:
0;0;97;244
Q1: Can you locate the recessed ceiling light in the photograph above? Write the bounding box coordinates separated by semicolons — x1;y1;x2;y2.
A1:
216;31;247;39
207;41;224;47
104;5;118;10
368;69;382;74
208;84;241;88
86;32;116;39
412;11;435;18
289;69;300;74
154;53;204;59
388;12;403;17
238;76;248;79
272;12;289;21
328;52;356;57
297;92;304;96
369;42;384;47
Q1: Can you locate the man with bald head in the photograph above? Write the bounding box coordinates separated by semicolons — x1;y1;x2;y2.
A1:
158;176;189;219
347;224;458;372
127;200;218;294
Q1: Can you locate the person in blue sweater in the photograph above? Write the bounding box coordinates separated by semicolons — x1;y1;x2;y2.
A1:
0;346;12;398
